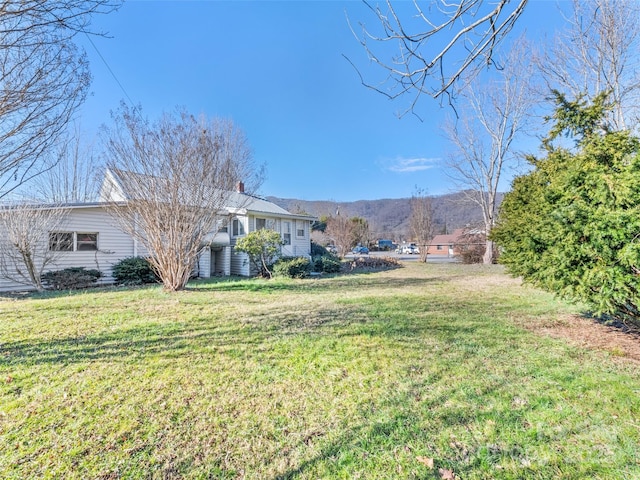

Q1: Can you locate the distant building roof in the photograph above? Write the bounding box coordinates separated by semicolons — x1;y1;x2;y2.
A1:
430;228;465;245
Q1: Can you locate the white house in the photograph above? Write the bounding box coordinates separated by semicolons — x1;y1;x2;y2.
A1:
0;171;315;291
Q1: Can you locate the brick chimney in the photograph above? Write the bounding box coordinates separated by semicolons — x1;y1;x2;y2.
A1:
236;181;245;193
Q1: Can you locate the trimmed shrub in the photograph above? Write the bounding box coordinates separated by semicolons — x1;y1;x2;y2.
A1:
310;242;329;256
234;229;284;278
273;257;313;279
313;254;342;273
42;267;103;290
112;257;159;285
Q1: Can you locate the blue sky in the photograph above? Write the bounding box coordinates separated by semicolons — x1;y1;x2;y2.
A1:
77;0;567;202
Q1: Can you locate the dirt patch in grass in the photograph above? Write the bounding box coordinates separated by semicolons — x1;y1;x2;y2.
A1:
524;314;640;364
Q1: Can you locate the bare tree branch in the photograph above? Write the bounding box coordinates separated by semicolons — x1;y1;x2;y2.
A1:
534;0;640;130
325;214;354;259
0;0;120;197
29;127;102;203
0;202;70;290
409;186;433;262
348;0;528;113
443;41;532;263
102;105;263;291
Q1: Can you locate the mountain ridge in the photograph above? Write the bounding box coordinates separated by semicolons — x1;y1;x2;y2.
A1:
267;191;503;241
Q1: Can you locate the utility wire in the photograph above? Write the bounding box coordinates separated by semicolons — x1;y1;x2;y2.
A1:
83;31;138;113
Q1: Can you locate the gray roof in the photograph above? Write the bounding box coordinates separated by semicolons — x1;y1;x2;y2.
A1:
103;168;315;221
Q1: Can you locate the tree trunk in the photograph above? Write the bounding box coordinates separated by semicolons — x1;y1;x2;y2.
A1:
483;239;495;264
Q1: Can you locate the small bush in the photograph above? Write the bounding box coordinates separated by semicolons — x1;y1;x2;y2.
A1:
273;257;313;279
456;244;485;264
313;254;342;273
42;267;103;290
311;242;329;256
112;257;159;285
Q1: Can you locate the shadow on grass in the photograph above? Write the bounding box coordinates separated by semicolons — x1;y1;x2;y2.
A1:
0;319;268;367
0;282;162;301
1;289;524;370
3;279;621;478
188;275;449;295
0;273;435;301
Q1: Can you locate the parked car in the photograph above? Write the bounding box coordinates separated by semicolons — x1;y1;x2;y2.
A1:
401;244;419;254
352;246;369;255
326;245;338;254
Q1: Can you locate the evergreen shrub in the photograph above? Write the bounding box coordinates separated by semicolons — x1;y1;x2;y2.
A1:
42;267;103;290
112;257;159;285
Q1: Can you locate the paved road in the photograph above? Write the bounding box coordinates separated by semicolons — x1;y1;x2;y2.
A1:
346;251;458;263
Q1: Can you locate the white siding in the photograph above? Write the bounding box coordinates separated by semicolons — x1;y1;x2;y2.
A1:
0;201;313;290
54;208;135;283
0;206;134;292
230;246;250;276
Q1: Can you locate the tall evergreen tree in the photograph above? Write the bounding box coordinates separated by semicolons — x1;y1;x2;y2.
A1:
492;92;640;325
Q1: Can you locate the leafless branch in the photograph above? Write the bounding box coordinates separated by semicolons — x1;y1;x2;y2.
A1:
102;105;263;291
28;126;102;203
0;0;120;197
348;0;528;114
409;186;433;262
0;201;70;290
443;41;533;263
533;0;640;130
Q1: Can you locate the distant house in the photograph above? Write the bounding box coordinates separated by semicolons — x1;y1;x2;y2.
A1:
427;229;465;257
0;170;315;291
427;227;487;260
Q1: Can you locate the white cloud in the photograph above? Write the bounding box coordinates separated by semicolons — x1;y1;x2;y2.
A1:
383;156;439;173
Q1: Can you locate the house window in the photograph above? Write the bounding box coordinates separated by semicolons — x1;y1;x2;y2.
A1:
282;221;291;245
296;221;306;238
49;232;98;251
216;218;228;233
77;233;98;251
256;218;266;230
49;232;74;251
436;245;443;251
232;218;245;237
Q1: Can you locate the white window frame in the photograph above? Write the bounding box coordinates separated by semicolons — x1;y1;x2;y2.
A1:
232;218;246;237
296;220;306;238
76;232;98;251
282;221;291;245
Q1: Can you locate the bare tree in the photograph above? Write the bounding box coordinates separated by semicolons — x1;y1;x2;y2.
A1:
102;105;262;291
325;214;354;258
0;202;69;291
30;128;102;203
443;44;532;264
349;0;528;111
409;187;433;262
0;0;120;197
535;0;640;130
350;217;370;249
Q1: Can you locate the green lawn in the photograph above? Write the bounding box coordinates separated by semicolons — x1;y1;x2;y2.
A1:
1;263;639;479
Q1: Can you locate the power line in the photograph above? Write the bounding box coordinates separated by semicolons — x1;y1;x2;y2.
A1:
83;31;137;111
